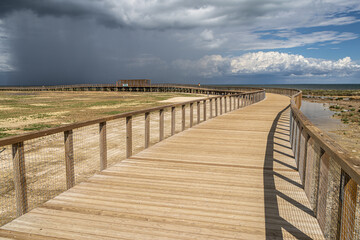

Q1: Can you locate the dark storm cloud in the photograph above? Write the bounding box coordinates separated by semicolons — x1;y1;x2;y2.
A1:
2;0;359;30
0;0;360;85
0;0;128;28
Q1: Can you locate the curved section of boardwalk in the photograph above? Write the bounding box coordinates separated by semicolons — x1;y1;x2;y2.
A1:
0;93;324;240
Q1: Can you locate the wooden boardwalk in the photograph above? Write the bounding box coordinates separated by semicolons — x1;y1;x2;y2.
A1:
0;93;324;240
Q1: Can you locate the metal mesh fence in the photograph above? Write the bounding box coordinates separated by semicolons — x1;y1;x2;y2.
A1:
0;145;15;226
304;138;321;211
298;131;307;185
164;108;172;139
132;114;145;155
175;105;183;133
0;92;272;227
150;111;160;146
73;125;100;184
293;121;299;165
185;104;190;129
339;173;358;240
207;100;211;119
192;103;198;126
199;101;204;123
107;118;126;167
24;133;66;215
290;107;360;240
355;187;360;239
317;152;330;233
325;157;342;239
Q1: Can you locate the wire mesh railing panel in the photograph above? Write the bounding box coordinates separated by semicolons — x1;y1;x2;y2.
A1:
107;118;126;167
298;131;307;184
24;133;66;214
354;187;360;239
304;138;321;211
192;104;198;125
185;104;190;129
199;101;204;123
150;111;160;146
132;114;145;155
73;125;100;184
293;122;299;163
164;108;172;139
206;100;211;120
325;157;341;239
0;145;15;226
339;173;358;240
317;152;330;233
175;106;182;134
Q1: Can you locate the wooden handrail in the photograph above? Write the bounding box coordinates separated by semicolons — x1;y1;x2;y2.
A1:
268;87;360;184
290;94;360;184
1;87;267;225
0;90;263;146
268;87;360;238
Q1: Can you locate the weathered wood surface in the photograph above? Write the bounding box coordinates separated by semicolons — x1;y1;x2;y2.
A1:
0;94;324;239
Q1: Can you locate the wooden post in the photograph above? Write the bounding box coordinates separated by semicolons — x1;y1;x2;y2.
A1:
145;112;150;148
197;102;200;124
229;96;232;111
171;107;175;136
182;105;185;131
64;130;75;189
220;97;223;115
12;142;28;217
225;96;227;113
210;99;213;118
159;109;164;141
296;126;303;167
190;103;193;127
126;116;132;158
99;122;107;171
215;98;218;117
203;100;207;121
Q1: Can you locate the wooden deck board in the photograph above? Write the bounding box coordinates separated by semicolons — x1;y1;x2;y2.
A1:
0;93;324;239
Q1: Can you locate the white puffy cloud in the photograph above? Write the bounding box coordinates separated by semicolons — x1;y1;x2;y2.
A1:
174;52;360;78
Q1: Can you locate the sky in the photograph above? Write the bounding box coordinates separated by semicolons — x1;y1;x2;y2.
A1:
0;0;360;85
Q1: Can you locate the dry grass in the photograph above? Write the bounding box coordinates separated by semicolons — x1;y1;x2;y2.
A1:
0;91;204;137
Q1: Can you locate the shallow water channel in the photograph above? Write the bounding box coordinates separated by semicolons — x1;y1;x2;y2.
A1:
300;100;345;135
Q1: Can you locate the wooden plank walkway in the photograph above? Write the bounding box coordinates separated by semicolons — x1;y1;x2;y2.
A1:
0;93;324;240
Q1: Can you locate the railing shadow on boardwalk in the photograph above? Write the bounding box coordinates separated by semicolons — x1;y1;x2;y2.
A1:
263;105;314;240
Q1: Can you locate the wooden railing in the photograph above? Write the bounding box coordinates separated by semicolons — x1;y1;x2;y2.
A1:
0;88;265;226
269;88;360;240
